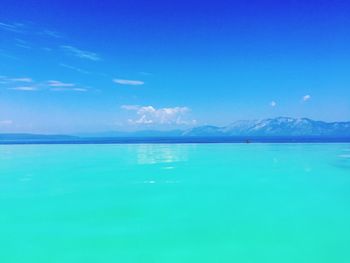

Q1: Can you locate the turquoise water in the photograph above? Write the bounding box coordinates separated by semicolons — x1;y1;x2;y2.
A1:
1;143;350;262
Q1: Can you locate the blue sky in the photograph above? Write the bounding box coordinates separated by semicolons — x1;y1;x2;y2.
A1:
0;0;349;133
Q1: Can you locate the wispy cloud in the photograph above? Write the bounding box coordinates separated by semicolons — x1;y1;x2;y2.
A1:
40;29;62;38
113;79;144;86
0;21;64;41
0;21;63;39
10;77;33;82
59;63;90;74
47;80;88;92
50;87;87;92
1;76;89;92
0;120;13;125
47;80;75;87
121;105;195;125
61;45;100;61
72;88;88;92
302;94;311;102
9;86;38;91
0;76;33;83
0;22;24;33
139;72;152;76
14;38;31;49
270;101;277;107
1;76;35;89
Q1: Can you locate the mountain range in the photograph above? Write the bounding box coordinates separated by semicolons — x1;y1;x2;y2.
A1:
183;117;350;137
79;117;350;137
1;117;350;142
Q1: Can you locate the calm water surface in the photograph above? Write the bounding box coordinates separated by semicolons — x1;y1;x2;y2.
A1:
1;143;350;262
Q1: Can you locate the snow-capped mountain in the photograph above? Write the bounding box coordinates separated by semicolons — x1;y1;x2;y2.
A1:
183;117;350;137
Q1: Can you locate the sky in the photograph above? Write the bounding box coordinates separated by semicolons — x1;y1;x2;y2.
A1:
0;0;349;133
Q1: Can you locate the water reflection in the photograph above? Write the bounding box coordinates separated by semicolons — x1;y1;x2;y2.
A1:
135;144;190;165
332;149;350;170
19;173;32;182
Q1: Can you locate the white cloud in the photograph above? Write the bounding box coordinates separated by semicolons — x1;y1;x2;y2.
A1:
9;86;37;91
48;80;75;87
2;77;88;92
0;76;33;83
41;29;62;38
0;22;24;33
121;105;195;125
10;77;32;82
0;21;64;42
270;101;277;107
61;45;100;61
72;88;88;92
60;63;90;74
14;38;31;49
47;80;88;92
113;79;144;86
302;94;311;102
50;87;87;92
139;72;152;76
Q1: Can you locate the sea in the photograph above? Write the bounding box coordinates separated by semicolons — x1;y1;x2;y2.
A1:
1;142;350;262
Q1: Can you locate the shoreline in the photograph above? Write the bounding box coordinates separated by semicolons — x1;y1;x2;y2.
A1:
1;136;350;145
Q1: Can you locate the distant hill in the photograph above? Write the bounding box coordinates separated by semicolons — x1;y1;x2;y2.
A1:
0;133;77;141
183;117;350;137
1;117;349;143
77;130;183;138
